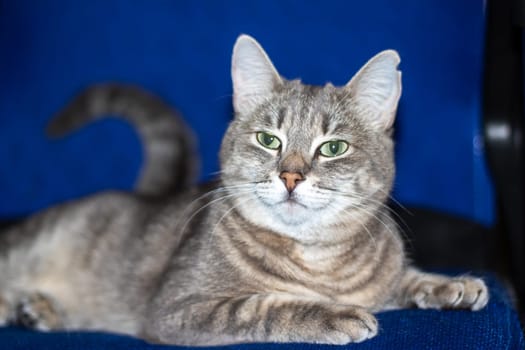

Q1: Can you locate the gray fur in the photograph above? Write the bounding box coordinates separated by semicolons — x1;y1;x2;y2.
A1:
0;35;488;345
47;83;198;195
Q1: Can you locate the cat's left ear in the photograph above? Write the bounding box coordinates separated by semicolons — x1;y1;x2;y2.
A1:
231;35;283;117
345;50;402;131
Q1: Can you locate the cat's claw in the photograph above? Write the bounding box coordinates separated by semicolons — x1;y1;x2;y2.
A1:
412;277;488;311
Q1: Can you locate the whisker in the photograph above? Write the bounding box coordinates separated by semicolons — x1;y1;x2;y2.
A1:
333;202;378;249
346;201;413;249
341;193;413;246
210;196;255;237
178;189;254;235
204;170;225;177
317;186;412;249
185;183;255;206
316;184;411;235
376;188;413;216
176;182;257;231
320;198;377;249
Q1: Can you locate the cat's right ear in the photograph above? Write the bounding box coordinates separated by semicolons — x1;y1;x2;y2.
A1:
231;35;282;117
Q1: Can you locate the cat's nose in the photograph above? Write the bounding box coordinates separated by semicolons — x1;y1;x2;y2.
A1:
279;171;304;193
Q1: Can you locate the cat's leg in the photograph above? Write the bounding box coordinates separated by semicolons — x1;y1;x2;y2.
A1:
14;292;64;331
395;267;489;311
144;294;378;346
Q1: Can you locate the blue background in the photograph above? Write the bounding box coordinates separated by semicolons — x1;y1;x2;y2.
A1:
0;0;494;225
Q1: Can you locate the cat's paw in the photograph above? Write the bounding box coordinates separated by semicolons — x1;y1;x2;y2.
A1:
276;304;378;344
412;277;488;311
15;292;63;331
291;306;378;345
321;307;378;344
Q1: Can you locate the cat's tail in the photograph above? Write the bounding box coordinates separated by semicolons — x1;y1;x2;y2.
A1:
46;83;199;196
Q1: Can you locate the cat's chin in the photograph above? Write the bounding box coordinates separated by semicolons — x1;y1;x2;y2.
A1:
275;201;311;225
237;196;329;241
258;195;314;224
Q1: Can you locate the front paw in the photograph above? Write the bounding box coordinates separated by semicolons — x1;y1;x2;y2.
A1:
143;295;379;346
322;307;378;344
294;306;378;345
412;277;488;311
15;292;63;331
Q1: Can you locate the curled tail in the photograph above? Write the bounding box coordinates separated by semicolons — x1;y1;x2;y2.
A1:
47;83;198;196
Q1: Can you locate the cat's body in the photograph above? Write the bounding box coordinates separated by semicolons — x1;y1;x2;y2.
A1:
0;184;403;344
0;35;488;346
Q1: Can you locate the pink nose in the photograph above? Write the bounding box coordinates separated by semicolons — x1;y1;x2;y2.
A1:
279;171;304;193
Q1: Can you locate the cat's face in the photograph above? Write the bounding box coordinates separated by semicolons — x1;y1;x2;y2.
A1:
220;35;401;243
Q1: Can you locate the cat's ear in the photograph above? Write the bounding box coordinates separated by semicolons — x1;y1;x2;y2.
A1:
231;35;282;117
345;50;402;131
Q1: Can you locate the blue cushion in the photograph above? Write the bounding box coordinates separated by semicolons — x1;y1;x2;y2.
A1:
0;275;522;349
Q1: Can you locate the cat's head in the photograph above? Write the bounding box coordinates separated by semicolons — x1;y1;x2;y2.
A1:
220;35;401;243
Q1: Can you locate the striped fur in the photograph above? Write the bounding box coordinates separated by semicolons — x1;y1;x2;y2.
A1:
0;35;488;345
47;83;198;195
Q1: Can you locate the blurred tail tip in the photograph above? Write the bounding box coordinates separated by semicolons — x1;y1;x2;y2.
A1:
45;116;67;138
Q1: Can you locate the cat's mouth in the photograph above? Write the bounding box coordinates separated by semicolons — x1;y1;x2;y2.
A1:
253;182;312;212
278;197;308;209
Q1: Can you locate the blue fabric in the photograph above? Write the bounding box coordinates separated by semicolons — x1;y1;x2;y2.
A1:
0;275;522;349
0;0;494;224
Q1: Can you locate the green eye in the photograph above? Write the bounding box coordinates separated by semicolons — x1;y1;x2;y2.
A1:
319;140;349;157
256;132;281;150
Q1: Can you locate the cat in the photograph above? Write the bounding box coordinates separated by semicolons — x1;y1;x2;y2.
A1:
0;34;488;346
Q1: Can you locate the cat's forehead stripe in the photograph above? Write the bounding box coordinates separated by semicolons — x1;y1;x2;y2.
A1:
321;112;331;135
288;88;346;136
261;112;274;128
276;107;286;130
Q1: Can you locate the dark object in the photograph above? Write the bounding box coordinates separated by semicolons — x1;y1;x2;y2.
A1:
483;0;525;320
390;205;495;272
0;220;19;232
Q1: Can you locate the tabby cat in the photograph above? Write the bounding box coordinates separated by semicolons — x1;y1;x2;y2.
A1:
0;35;488;346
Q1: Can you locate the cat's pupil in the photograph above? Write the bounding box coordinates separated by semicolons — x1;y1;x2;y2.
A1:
329;142;339;154
264;134;275;145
